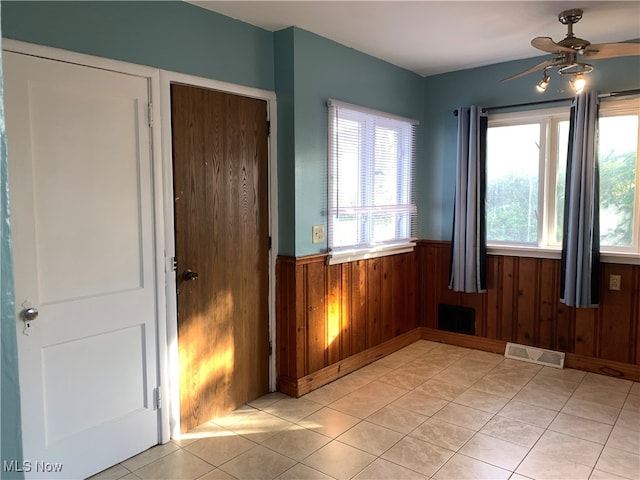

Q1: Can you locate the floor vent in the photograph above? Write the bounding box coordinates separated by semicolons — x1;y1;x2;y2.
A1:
438;304;475;335
504;342;565;369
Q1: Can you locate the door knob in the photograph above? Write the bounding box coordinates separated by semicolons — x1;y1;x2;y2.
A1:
182;269;199;281
21;307;39;321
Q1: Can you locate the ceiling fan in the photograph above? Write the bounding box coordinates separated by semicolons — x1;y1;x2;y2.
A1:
504;9;640;93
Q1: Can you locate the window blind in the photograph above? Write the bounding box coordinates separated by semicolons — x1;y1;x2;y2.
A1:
327;99;418;263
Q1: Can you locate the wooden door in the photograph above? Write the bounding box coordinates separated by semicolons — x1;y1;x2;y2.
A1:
171;84;270;432
6;51;159;478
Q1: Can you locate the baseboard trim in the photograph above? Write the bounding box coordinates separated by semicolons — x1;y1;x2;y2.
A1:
563;352;640;382
421;328;507;354
278;328;640;398
420;328;640;382
277;329;422;397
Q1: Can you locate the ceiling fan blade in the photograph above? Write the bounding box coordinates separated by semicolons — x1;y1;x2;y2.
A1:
502;59;560;82
531;37;576;54
582;42;640;59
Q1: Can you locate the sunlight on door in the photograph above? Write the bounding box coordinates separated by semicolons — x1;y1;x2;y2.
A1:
179;290;236;415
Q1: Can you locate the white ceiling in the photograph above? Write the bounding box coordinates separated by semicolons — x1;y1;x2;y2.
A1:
189;0;640;77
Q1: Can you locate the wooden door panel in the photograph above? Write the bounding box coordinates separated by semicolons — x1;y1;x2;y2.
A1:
171;85;269;431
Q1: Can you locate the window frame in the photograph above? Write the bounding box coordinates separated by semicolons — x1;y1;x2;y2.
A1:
327;99;418;265
486;98;640;264
596;100;640;256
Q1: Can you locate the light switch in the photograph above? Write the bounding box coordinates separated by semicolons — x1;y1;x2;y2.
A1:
609;274;621;291
312;225;325;244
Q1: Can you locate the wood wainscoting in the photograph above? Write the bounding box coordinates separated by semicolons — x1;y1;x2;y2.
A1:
416;240;640;378
275;243;639;397
276;252;418;396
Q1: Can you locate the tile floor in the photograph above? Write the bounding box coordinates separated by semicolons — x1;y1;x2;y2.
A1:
91;341;640;480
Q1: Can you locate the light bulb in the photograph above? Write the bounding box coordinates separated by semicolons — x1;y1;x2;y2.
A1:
570;74;586;94
536;72;550;92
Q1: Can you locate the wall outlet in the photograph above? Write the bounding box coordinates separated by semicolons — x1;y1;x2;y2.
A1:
609;274;621;291
312;225;325;244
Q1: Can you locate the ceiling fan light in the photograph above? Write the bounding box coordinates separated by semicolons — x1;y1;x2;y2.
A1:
570;73;586;94
536;71;550;92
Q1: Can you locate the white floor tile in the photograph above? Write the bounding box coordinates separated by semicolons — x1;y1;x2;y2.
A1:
93;341;640;480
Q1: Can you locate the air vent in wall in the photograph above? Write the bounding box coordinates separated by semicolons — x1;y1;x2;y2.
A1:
437;304;475;335
504;342;565;369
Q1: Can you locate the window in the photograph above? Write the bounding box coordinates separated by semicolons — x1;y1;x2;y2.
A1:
327;100;417;264
486;98;640;256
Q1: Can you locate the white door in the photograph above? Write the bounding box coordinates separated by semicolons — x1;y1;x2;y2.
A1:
5;51;160;479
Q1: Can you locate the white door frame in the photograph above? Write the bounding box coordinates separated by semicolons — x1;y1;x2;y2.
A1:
2;39;171;444
159;71;278;438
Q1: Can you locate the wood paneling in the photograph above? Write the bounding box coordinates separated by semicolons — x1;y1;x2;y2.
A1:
306;260;326;374
538;259;556;350
634;267;640;365
599;264;635;363
279;330;421;397
275;257;295;379
367;259;382;347
350;260;368;355
276;243;640;397
276;252;418;390
417;241;640;367
381;257;394;342
172;85;269;431
421;328;640;381
326;263;342;365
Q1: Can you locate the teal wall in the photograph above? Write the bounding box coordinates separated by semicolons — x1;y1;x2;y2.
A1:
275;27;424;255
1;1;274;90
0;6;24;476
1;3;426;257
421;50;640;241
274;28;296;256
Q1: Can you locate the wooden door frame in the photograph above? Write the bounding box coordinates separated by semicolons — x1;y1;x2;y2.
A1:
159;71;278;438
2;39;170;444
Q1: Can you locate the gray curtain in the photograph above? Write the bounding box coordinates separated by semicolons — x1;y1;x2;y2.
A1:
560;91;600;308
449;106;487;293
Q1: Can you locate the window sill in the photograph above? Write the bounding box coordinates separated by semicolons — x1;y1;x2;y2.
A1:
487;245;640;265
328;241;416;265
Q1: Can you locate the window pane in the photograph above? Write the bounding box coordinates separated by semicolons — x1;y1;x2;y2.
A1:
553;120;570;245
333;215;359;247
373;126;398;207
599;114;638;247
336;118;361;210
372;126;400;242
372;213;396;242
487;124;540;243
332;117;362;248
553;115;638;248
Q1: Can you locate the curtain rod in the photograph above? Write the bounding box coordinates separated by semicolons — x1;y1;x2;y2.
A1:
452;88;640;116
